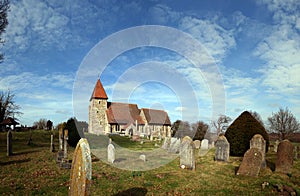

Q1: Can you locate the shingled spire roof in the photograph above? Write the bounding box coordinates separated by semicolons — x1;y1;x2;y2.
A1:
90;79;108;100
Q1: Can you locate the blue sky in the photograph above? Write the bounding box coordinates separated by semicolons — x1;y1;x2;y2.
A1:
1;0;299;128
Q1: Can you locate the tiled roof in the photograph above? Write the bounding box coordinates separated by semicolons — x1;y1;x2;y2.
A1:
90;79;108;100
0;117;19;125
142;108;171;125
106;102;145;125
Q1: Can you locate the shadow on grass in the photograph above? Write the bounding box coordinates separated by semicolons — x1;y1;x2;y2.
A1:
113;187;147;196
13;149;43;156
266;160;276;171
0;158;31;166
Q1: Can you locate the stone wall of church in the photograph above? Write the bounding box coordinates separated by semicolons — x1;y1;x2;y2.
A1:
88;99;108;135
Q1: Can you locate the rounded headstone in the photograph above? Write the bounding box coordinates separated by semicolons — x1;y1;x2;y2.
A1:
69;138;92;196
275;140;294;174
236;148;263;176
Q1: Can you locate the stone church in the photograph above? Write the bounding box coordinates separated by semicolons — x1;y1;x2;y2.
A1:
88;79;171;138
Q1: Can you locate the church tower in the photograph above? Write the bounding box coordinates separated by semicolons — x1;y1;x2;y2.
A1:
88;79;109;134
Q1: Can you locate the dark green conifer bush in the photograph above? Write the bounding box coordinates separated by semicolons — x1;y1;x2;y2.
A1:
225;111;269;156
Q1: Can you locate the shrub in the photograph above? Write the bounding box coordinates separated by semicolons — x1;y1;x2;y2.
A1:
65;118;82;147
225;111;269;156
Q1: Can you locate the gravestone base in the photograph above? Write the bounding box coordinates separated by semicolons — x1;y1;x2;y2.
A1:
56;151;65;163
60;159;72;169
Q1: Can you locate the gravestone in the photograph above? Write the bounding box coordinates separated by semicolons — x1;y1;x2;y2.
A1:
162;137;170;150
139;154;146;162
107;144;115;164
275;140;294;174
294;146;300;160
182;136;193;143
59;128;63;151
274;140;280;152
193;140;201;149
215;135;230;162
50;134;55;152
7;130;12;156
108;138;112;145
180;136;195;170
211;141;215;148
69;138;92;196
236;148;263;176
64;130;69;159
201;139;209;150
250;134;266;168
168;138;181;154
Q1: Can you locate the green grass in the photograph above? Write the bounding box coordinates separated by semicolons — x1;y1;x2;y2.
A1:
0;131;299;195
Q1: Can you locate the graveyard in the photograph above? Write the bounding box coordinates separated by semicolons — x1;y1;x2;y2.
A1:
0;130;300;195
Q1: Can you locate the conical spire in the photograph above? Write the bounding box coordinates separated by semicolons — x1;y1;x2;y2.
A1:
90;79;108;100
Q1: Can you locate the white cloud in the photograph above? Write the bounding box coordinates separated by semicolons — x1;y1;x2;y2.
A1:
178;16;236;63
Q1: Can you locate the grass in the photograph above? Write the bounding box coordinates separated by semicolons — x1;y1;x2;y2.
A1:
0;130;299;195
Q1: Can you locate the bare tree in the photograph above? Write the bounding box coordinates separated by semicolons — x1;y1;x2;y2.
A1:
33;118;47;130
211;115;232;136
249;110;264;127
0;90;21;123
268;107;300;140
192;121;209;141
0;0;9;61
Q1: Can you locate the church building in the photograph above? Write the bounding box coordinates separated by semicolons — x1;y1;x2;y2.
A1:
88;79;171;138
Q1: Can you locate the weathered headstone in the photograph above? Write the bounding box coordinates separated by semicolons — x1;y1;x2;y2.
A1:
250;134;266;168
7;130;12;156
193;140;201;149
236;148;263;176
211;141;215;148
150;135;153;141
162;137;170;150
168;138;181;153
139;154;146;162
108;138;112;145
294;146;300;160
69;138;92;196
50;134;55;152
59;128;63;151
107;144;115;164
215;135;230;162
275;140;294;174
274;140;280;152
201;139;209;150
64;129;69;159
180;136;195;170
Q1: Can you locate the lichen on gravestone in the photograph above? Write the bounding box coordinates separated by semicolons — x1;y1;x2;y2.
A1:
69;138;92;196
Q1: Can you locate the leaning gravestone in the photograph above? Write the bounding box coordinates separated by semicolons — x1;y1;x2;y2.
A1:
193;140;201;149
180;136;195;170
236;148;263;176
250;134;266;168
7;130;12;156
201;139;209;150
107;144;115;164
64;129;69;159
275;140;294;174
215;135;230;162
69;138;92;196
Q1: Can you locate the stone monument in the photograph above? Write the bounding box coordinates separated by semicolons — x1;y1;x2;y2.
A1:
69;138;92;196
